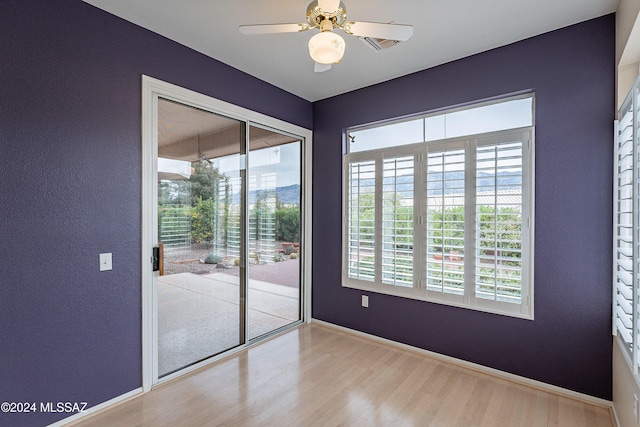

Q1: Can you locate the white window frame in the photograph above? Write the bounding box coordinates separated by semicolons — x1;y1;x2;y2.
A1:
614;76;640;377
342;97;535;320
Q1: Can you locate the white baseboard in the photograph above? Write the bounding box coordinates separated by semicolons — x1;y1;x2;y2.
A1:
611;404;621;427
48;387;142;427
311;318;613;409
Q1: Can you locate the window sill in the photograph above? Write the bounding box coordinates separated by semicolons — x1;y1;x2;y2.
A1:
342;281;534;320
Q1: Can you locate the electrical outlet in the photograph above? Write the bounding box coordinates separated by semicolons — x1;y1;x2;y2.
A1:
361;295;369;308
634;394;638;424
100;253;112;271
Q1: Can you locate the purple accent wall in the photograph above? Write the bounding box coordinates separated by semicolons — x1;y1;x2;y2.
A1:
312;15;615;399
0;2;311;426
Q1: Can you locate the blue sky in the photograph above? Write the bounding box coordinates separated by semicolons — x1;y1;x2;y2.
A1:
349;97;532;153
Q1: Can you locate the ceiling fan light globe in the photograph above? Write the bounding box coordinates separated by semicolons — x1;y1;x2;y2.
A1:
308;32;345;64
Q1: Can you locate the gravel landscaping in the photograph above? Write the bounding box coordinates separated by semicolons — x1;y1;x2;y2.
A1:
163;243;300;288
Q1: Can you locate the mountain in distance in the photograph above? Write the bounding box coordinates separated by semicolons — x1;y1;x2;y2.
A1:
233;184;301;205
271;184;300;205
233;170;520;204
354;171;521;195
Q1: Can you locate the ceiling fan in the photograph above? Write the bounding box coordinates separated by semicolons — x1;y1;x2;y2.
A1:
239;0;413;72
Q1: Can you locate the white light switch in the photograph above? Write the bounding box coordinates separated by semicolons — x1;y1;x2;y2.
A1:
100;253;112;271
362;295;369;308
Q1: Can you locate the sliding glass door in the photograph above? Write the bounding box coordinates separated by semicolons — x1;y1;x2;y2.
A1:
156;99;245;377
151;95;304;381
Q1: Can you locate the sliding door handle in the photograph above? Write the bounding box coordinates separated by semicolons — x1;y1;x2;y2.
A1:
152;246;160;271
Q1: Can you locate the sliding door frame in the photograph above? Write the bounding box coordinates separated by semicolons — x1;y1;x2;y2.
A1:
141;75;313;392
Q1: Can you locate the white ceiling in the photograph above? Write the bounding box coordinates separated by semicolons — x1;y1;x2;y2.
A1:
83;0;619;102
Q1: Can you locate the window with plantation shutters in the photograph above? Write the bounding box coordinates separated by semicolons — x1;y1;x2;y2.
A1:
343;95;534;319
475;140;524;304
346;160;376;282
615;103;634;349
426;148;466;296
382;156;415;287
614;79;640;373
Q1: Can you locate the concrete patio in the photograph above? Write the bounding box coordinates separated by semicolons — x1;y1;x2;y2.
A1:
158;269;299;376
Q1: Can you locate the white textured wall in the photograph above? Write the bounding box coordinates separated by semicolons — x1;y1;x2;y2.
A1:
616;0;640;109
613;339;640;427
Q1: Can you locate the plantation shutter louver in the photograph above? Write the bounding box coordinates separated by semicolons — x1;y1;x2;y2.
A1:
475;141;524;304
615;96;635;354
382;156;414;287
347;160;376;282
426;148;466;295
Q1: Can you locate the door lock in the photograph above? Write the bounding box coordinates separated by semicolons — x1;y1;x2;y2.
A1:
152;246;160;272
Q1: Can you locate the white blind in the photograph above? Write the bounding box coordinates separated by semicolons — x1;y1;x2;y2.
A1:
615;102;635;350
426;149;466;295
382;156;414;287
347;160;376;282
475;141;523;304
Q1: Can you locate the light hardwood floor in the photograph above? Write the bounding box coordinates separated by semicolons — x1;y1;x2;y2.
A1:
71;323;613;426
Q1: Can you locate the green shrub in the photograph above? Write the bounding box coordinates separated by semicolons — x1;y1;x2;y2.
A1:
204;253;223;264
275;205;300;242
274;253;284;262
190;197;214;243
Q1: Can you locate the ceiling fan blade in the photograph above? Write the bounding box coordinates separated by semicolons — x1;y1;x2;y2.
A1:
239;23;310;35
343;21;413;41
314;62;332;73
318;0;341;12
